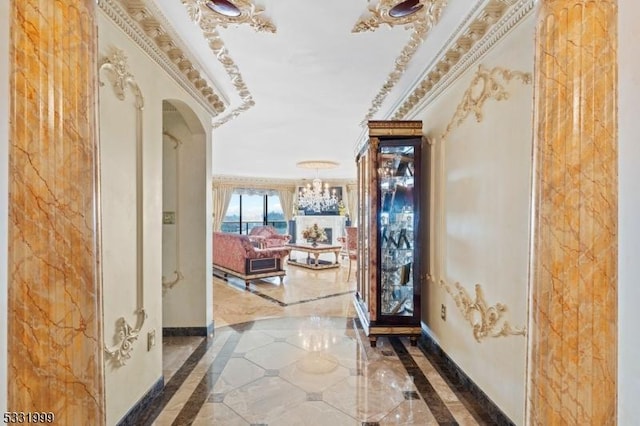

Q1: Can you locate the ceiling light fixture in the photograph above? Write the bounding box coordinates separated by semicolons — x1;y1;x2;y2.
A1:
296;161;340;213
205;0;242;18
389;0;424;18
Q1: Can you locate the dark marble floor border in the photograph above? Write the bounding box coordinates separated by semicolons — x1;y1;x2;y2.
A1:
388;337;458;425
137;336;213;425
418;330;515;426
116;377;164;426
172;332;242;425
163;321;214;337
218;274;354;307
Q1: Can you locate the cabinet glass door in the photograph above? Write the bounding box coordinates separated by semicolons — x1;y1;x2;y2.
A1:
379;144;416;317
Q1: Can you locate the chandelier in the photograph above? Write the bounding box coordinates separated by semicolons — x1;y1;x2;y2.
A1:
296;160;339;213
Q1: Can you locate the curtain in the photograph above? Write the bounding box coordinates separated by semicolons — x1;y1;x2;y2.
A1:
212;184;234;231
278;188;295;222
346;184;358;226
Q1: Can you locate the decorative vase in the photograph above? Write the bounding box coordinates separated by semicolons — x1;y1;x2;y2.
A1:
311;240;318;247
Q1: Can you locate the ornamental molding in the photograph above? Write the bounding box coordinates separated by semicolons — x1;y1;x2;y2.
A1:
181;0;274;128
353;0;449;125
162;131;185;294
184;0;276;33
213;175;356;191
441;65;531;140
98;0;226;117
99;49;147;367
392;0;535;120
439;279;526;342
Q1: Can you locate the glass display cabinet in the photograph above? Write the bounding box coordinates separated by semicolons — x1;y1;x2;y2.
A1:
353;120;424;347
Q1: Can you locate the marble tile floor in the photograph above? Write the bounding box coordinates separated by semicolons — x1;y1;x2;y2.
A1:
143;264;498;425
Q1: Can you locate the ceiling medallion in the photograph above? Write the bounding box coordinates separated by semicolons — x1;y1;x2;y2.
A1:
296;160;340;170
392;0;524;120
187;0;276;33
182;0;276;127
353;0;449;124
205;0;242;18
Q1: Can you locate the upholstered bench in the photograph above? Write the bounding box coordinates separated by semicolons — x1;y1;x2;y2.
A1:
213;231;290;286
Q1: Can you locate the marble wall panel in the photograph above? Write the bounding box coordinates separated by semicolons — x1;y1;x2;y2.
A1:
527;1;617;424
8;0;105;424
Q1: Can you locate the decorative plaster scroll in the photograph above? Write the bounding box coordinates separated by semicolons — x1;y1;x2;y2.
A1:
162;130;184;293
99;49;147;367
185;0;276;33
98;0;227;116
353;0;449;124
439;279;526;342
391;0;533;121
181;0;266;128
441;65;531;140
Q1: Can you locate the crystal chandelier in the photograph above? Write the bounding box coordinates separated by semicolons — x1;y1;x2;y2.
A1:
296;160;339;213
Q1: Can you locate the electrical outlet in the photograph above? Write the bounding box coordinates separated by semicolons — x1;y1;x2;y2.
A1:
147;330;156;351
441;304;446;321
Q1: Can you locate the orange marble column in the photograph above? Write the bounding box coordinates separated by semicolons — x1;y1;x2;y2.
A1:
8;0;105;424
527;1;617;424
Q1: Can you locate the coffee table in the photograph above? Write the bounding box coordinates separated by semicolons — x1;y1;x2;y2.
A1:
286;242;342;270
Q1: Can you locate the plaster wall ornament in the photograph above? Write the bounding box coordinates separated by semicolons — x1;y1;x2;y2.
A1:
441;65;531;140
391;0;534;121
162;131;185;293
186;0;276;33
439;279;526;342
98;0;226;116
181;0;269;128
353;0;449;125
99;49;147;367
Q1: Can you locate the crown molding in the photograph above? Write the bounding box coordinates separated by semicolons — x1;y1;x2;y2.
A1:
181;0;275;128
213;175;356;190
393;0;535;120
98;0;227;118
353;0;449;125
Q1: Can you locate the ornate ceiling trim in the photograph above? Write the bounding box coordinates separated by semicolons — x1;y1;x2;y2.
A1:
353;0;449;125
98;0;227;117
182;0;275;128
187;0;276;33
213;175;356;191
439;278;526;342
441;65;531;140
393;0;535;120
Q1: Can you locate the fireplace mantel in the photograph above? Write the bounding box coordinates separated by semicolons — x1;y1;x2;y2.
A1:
295;215;346;246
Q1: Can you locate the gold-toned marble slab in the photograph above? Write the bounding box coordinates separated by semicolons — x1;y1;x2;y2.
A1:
8;0;104;423
527;0;618;424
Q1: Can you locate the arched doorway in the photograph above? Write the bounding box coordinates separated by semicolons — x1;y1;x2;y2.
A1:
161;100;213;336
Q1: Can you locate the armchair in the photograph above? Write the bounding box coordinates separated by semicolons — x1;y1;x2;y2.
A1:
248;225;291;248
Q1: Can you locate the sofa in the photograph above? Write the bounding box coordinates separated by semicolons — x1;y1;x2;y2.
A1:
213;231;291;286
248;225;291;248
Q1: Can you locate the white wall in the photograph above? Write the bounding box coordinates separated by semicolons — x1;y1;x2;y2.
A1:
413;16;535;424
98;12;212;425
618;2;640;423
0;0;9;414
162;109;212;329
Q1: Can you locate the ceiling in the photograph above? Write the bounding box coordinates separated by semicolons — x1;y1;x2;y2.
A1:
147;0;496;180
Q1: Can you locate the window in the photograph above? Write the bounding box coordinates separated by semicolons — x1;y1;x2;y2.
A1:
221;191;286;234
